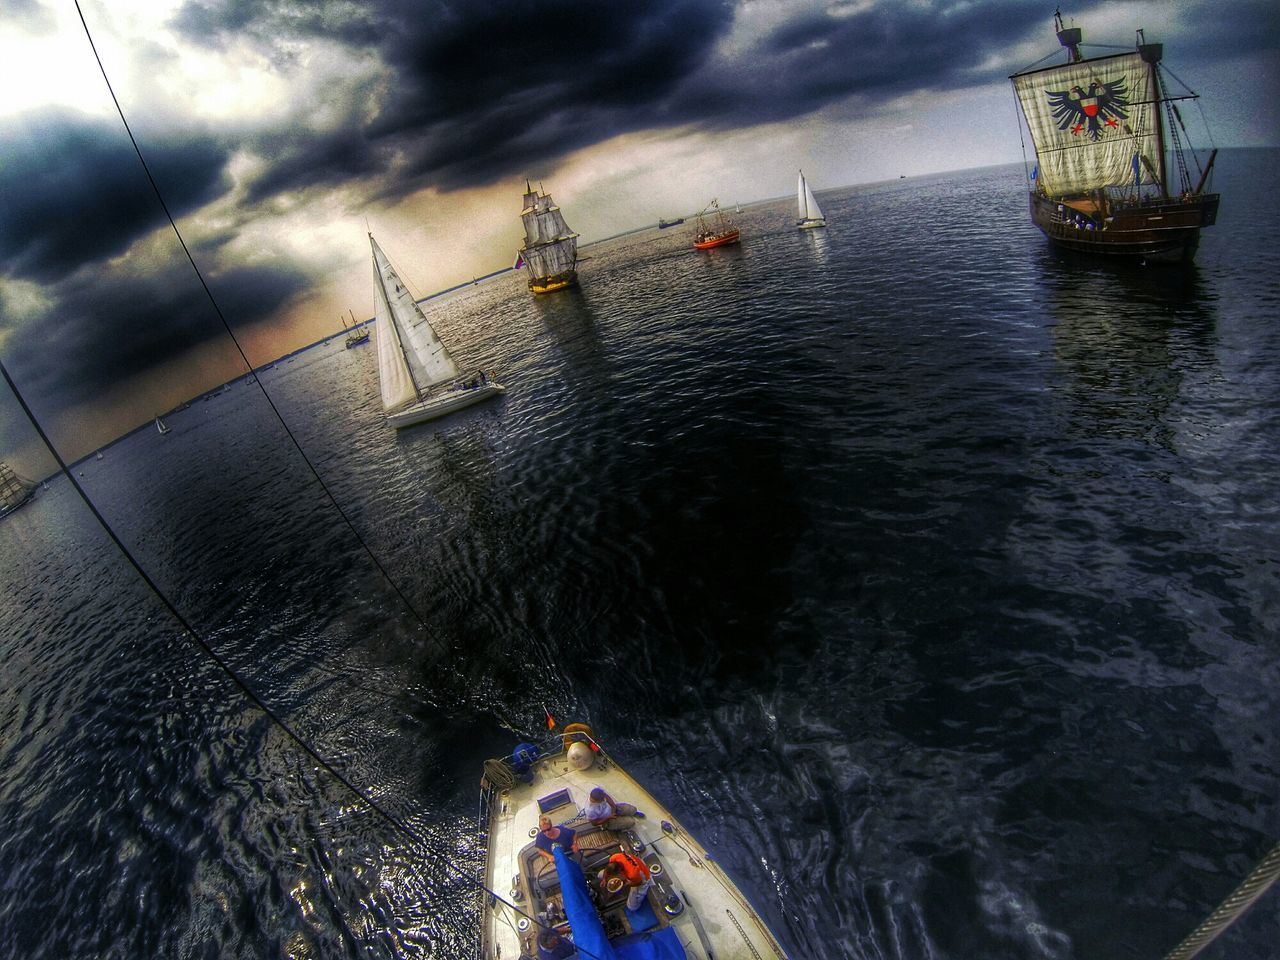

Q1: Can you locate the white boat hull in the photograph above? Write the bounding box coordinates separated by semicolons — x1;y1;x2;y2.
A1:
480;733;790;960
385;382;504;429
797;218;826;230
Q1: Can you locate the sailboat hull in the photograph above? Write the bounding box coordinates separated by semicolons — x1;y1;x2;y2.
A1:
693;229;740;249
1029;191;1219;262
386;382;505;429
797;219;826;230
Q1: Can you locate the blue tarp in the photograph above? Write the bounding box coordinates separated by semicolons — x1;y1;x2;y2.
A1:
551;849;687;960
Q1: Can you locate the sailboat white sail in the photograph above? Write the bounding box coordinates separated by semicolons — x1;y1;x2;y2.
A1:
155;417;170;435
796;170;827;229
368;234;504;429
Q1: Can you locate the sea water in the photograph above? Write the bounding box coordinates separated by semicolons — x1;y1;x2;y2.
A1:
2;151;1278;959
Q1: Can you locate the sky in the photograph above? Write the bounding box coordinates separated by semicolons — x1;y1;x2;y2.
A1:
0;0;1277;469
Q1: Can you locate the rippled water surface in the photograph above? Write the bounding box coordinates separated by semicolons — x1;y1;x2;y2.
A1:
3;154;1279;959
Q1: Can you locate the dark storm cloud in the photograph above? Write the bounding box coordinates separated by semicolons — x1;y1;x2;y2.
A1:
0;110;231;283
5;252;310;405
167;0;1280;202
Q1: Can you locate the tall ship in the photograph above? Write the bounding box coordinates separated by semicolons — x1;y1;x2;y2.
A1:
368;233;504;429
342;308;370;348
1009;12;1219;262
795;170;827;229
0;461;36;520
479;722;790;960
692;199;740;249
519;181;580;294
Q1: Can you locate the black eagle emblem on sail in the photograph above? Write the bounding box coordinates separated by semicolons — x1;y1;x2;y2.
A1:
1046;77;1130;141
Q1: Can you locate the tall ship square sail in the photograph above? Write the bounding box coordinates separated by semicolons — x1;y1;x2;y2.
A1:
0;461;36;520
1009;12;1219;262
518;181;580;294
368;234;505;429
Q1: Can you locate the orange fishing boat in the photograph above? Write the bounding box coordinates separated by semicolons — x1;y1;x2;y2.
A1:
692;199;740;249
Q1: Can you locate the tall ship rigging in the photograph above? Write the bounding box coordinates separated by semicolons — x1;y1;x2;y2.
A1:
518;180;580;294
1009;12;1219;262
0;461;36;520
368;234;504;429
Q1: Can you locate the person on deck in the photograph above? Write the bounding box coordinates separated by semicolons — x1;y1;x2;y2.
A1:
598;851;653;912
535;816;579;863
537;928;575;959
583;787;645;831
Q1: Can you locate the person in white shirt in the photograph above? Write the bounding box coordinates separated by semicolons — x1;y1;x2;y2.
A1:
583;787;645;831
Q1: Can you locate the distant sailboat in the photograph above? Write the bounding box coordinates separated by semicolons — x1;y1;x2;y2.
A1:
518;180;579;294
1009;11;1219;261
0;461;36;519
369;233;505;429
342;308;370;348
693;199;740;249
155;416;170;435
796;170;827;229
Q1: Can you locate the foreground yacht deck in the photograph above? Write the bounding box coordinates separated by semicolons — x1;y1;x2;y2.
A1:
479;728;789;959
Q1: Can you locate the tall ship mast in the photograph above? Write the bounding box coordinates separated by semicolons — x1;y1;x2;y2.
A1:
518;180;579;294
1009;11;1219;262
0;461;36;519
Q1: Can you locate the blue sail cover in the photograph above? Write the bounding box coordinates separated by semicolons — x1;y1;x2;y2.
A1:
551;849;686;960
553;848;616;960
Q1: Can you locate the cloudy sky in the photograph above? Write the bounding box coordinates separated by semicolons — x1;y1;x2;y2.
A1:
0;0;1277;465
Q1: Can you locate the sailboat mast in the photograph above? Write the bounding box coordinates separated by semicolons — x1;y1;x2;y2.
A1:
1055;10;1082;62
1138;31;1169;197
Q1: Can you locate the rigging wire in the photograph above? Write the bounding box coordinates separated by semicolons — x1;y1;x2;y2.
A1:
57;5;607;957
71;0;433;646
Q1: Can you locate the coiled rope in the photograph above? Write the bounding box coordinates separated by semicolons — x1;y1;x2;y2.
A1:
1162;842;1280;960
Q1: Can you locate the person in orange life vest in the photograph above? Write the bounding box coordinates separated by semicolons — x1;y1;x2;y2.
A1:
535;816;579;863
583;786;646;831
598;851;653;911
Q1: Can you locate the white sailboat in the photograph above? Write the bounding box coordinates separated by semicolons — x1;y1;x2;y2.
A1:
796;170;826;229
155;416;170;435
369;233;504;430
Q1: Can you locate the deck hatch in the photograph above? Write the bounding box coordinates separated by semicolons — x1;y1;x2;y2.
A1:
537;788;574;814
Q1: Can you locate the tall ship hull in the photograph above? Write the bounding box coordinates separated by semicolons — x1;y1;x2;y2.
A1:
479;725;790;960
1028;191;1218;261
1010;13;1219;265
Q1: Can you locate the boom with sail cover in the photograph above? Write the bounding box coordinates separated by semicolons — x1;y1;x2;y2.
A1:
1008;13;1218;262
518;181;579;293
796;170;827;228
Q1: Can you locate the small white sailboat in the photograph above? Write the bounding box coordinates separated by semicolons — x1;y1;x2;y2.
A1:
369;233;504;429
796;170;826;229
480;723;790;960
155;416;170;435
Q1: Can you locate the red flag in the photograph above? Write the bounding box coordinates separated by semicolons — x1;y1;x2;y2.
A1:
543;704;556;729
